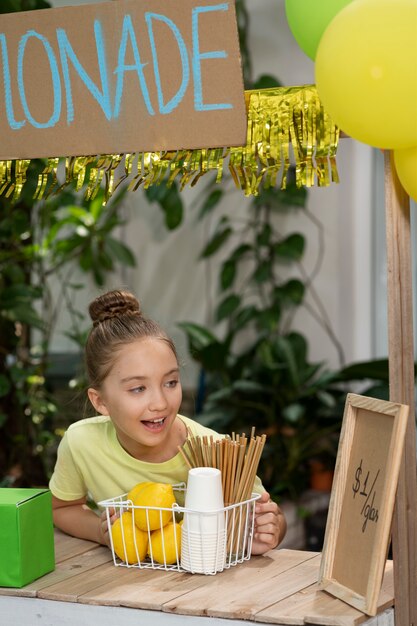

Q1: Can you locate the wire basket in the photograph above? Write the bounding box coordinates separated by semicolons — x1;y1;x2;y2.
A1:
99;485;260;575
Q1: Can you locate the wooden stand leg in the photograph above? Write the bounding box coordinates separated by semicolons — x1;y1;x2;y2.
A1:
384;151;417;626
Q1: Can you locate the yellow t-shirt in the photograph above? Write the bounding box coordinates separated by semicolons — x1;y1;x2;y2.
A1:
49;414;263;507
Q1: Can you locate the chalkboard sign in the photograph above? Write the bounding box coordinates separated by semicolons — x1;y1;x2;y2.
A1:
318;393;408;616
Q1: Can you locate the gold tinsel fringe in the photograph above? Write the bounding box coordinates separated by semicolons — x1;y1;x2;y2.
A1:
0;85;339;203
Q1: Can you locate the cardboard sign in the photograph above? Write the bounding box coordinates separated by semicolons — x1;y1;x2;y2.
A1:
0;0;246;159
318;393;408;616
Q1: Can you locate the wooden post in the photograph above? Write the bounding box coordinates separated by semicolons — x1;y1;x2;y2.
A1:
384;151;417;626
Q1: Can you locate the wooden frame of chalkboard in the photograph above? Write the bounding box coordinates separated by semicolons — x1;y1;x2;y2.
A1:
318;393;408;616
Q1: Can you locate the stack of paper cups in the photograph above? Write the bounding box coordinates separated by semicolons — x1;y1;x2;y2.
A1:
181;467;226;574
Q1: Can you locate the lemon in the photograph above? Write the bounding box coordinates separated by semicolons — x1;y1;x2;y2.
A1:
132;482;176;531
148;522;181;565
126;481;152;503
111;511;148;564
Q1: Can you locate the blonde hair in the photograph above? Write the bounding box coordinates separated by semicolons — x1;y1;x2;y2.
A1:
85;289;177;389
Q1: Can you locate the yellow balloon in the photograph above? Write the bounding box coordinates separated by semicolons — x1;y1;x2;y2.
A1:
315;0;417;149
394;147;417;203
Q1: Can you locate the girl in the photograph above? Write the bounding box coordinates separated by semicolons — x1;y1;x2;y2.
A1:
50;289;286;555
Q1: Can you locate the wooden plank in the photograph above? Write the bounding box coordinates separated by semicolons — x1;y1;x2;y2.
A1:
80;568;208;609
81;550;317;611
384;151;417;626
0;546;112;598
37;561;126;603
205;555;321;621
257;584;359;626
162;550;320;618
54;529;101;563
255;563;393;626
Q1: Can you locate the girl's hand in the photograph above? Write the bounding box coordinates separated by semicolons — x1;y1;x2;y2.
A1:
251;491;287;555
98;507;119;547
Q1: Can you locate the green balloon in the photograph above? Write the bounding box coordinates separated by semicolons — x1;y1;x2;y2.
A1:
285;0;354;60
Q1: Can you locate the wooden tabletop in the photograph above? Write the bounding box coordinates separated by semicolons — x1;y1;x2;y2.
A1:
0;530;394;626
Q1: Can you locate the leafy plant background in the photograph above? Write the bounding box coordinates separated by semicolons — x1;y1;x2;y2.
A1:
0;0;391;501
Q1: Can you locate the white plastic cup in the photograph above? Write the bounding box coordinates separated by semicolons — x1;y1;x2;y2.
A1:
181;467;226;572
185;467;224;510
183;467;225;534
181;525;226;574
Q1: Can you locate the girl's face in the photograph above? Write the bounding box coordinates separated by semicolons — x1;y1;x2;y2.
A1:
88;337;183;462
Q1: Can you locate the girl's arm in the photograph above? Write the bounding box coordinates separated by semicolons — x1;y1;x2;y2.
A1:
52;495;109;545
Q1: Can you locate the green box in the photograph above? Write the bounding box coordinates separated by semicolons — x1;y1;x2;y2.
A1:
0;488;55;587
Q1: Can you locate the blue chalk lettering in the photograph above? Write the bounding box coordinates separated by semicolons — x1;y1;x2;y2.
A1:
192;4;232;111
57;21;111;124
113;14;154;118
145;12;189;115
17;30;61;129
0;34;25;130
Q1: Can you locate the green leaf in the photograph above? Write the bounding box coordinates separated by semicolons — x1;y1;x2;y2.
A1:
1;265;25;284
162;188;183;230
145;182;184;230
3;305;44;329
200;226;232;258
275;279;305;305
274;234;305;260
256;307;281;331
233;305;258;330
336;359;389;382
105;237;136;267
11;209;31;236
93;265;105;286
232;380;267;394
55;237;84;256
257;340;280;370
216;294;241;322
194;410;231;430
230;243;252;260
283;403;305;423
207;387;235;402
145;183;168;204
251;74;282;90
178;322;218;351
274;336;300;387
78;248;93;272
256;223;272;246
0;375;11;398
253;186;290;212
359;384;389;401
199;189;223;218
279;173;308;207
21;0;51;10
287;332;308;367
88;193;105;221
220;260;236;290
0;284;42;307
299;362;323;386
97;251;113;271
0;0;23;13
316;390;337;408
198;342;230;371
67;206;95;225
313;370;339;388
252;260;272;283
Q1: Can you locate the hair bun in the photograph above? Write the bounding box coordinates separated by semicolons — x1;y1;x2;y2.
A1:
89;290;141;326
